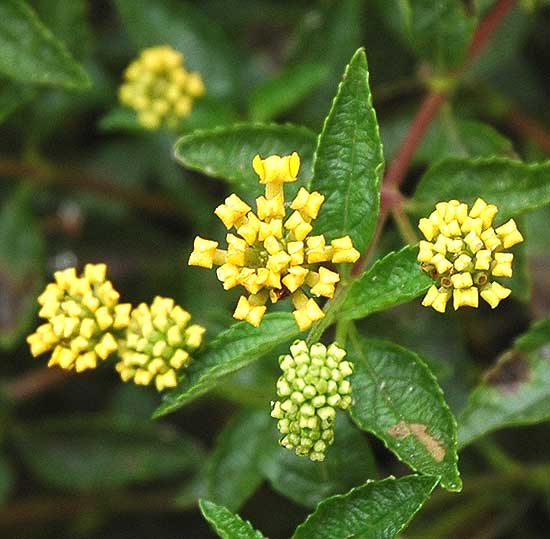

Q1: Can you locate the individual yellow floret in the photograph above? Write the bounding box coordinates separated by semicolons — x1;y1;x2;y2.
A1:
331;236;360;264
252;152;300;185
188;237;219;268
480;282;511;309
188;153;361;330
233;295;267;327
417;199;523;312
214;194;251;229
119;45;206;130
27;264;130;372
116;296;205;391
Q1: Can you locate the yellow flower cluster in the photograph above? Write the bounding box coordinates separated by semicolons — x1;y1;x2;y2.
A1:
418;199;524;313
119;45;205;130
27;265;205;391
188;152;360;331
26;264;131;372
116;296;205;391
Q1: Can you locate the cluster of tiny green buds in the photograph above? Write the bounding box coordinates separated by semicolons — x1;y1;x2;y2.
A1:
271;340;353;462
27;264;131;372
119;45;205;130
116;296;205;391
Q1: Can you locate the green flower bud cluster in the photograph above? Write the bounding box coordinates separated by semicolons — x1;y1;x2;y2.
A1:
271;340;353;461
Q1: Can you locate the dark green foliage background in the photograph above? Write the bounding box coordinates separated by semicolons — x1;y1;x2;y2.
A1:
1;1;550;538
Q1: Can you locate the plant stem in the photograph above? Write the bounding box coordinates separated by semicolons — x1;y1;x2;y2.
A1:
391;206;418;245
352;0;517;276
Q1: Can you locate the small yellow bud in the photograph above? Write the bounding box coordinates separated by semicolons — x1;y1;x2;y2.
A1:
95;332;117;360
454;253;472;271
418;241;434;263
233;296;266;327
495;219;524;248
256;194;285;220
282;266;309;293
492;252;514;277
189;236;219;268
214;194;251;229
480;282;511;308
418;218;438;241
293;299;324;331
469;198;488;218
331;236;360;263
453;287;479;310
291;188;325;219
253;152;300;184
450;272;473;289
480;228;501;251
474;249;492;270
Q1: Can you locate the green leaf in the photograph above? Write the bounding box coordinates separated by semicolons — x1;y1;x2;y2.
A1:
33;0;91;59
381;114;514;166
0;186;45;350
174;123;317;198
154;313;301;418
0;0;90;89
13;415;204;491
311;48;384;254
405;0;476;71
114;0;237;98
259;415;375;509
340;245;432;321
349;335;461;492
0;78;34;124
515;317;550;352
458;326;550;448
98;107;143;133
292;475;438;539
199;500;267;539
413;158;550;221
249;63;330;122
207;409;272;512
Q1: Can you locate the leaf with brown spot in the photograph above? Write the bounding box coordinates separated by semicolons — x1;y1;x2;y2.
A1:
459;321;550;448
349;334;461;492
483;350;531;395
388;421;446;463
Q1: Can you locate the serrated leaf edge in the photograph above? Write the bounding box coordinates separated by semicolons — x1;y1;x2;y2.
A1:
349;336;462;492
173;122;317;181
310;47;385;250
292;474;439;539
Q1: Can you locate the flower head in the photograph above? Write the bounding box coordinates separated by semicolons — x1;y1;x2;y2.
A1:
188;153;360;330
27;264;130;372
116;296;205;391
119;45;205;130
271;341;353;461
418;199;524;313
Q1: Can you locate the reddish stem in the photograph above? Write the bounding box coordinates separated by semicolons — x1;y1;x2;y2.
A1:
385;92;447;190
353;0;517;274
466;0;516;65
506;109;550;154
